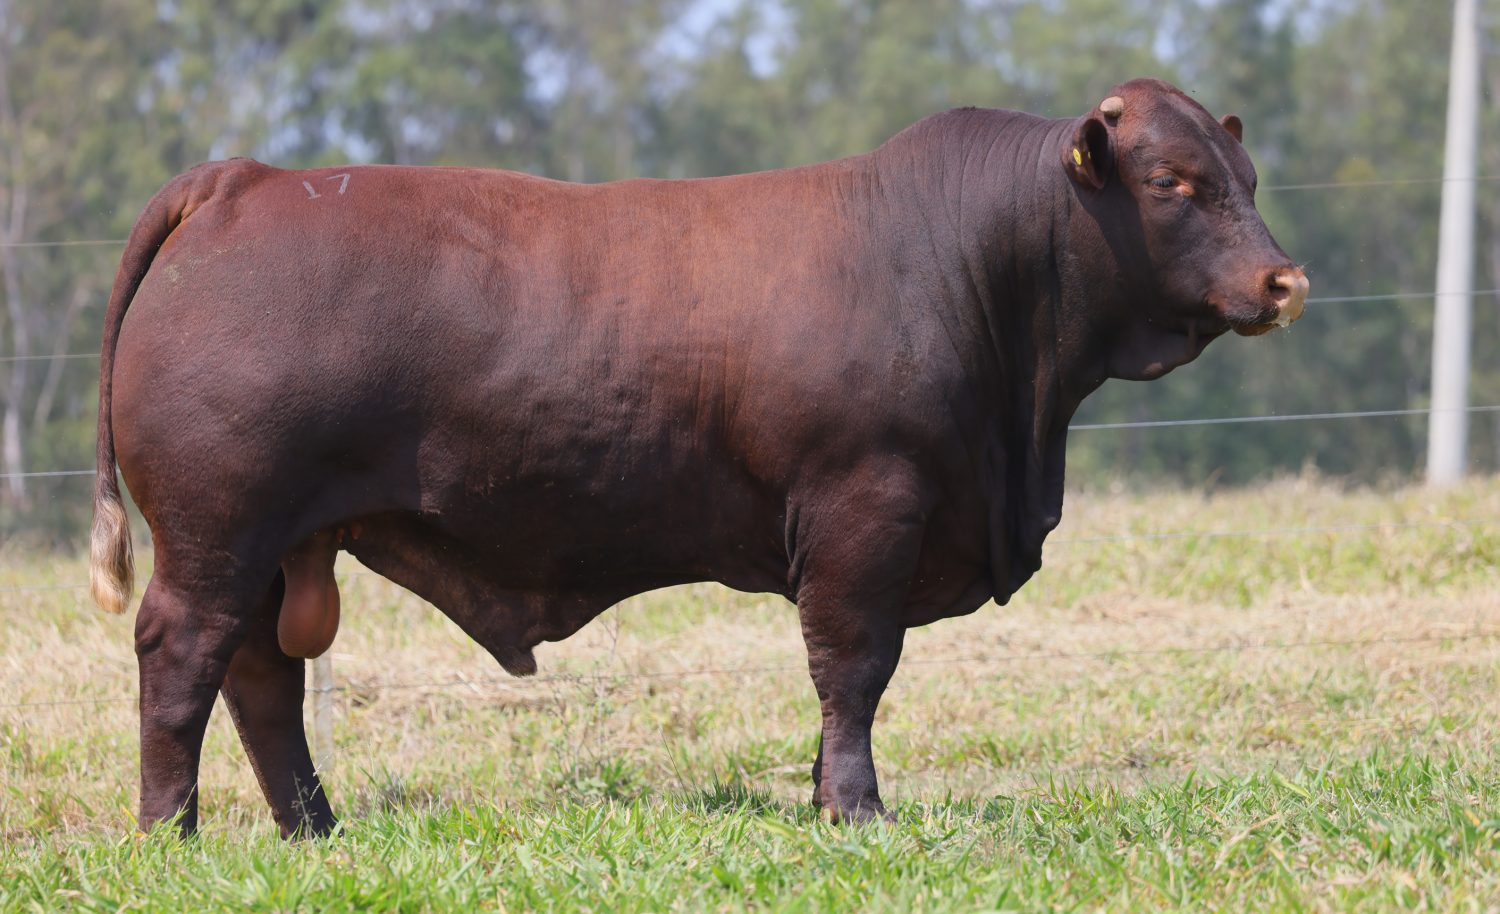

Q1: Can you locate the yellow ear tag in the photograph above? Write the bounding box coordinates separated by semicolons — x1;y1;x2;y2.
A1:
1072;148;1083;166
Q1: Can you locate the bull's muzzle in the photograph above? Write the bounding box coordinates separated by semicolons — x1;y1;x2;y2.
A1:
1268;268;1309;328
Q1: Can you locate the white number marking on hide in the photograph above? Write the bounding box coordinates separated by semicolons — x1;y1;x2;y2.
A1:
303;174;351;200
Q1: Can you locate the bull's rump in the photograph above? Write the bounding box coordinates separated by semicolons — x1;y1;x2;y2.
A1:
110;160;935;591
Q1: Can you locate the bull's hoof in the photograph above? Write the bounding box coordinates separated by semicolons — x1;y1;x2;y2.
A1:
136;810;197;840
818;795;893;826
283;814;339;842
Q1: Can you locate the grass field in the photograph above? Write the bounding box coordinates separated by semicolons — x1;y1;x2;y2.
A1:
4;477;1500;912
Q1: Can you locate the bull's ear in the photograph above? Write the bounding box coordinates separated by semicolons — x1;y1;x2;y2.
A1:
1220;114;1244;144
1064;116;1111;190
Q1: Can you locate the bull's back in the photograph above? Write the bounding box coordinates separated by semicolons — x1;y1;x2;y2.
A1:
112;159;902;578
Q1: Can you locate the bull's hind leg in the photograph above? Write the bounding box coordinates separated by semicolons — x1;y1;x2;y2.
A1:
135;570;265;834
220;572;336;838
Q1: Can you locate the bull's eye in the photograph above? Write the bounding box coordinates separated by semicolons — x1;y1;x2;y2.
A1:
1148;174;1179;190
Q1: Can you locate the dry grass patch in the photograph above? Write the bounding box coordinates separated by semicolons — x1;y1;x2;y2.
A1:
3;478;1499;911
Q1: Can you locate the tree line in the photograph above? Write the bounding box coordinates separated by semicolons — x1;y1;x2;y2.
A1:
1;0;1494;544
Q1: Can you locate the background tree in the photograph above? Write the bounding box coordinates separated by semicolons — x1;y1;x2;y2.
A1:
0;0;1491;544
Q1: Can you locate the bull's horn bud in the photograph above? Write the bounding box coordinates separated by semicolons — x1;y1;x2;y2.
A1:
1099;96;1125;119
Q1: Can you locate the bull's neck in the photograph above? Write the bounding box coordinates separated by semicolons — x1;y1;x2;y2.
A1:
867;109;1113;439
863;109;1121;587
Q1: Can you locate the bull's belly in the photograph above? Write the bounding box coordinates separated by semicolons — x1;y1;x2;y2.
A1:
394;458;794;597
342;482;991;669
333;481;790;672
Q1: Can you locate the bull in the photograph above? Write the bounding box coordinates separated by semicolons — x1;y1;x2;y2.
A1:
89;78;1307;835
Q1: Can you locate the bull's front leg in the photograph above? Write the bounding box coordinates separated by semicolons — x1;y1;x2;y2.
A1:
802;612;906;822
792;469;924;824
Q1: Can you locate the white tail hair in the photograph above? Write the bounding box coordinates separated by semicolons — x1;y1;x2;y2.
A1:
89;488;133;614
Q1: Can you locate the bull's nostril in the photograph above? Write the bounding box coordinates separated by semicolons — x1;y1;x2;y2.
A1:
1266;268;1308;327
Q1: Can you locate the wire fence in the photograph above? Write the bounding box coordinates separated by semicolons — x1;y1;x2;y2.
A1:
3;287;1495;366
3;628;1493;715
2;512;1494;601
5;404;1500;481
1068;403;1500;431
1260;175;1500;191
4;165;1499;784
0;239;128;248
7;612;1493;788
0;170;1489;249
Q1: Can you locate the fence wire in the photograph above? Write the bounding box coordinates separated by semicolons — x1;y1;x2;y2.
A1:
1069;403;1500;432
2;512;1494;598
7;405;1500;481
1261;175;1500;191
4;288;1495;367
4;166;1500;780
2;629;1493;714
0;167;1487;253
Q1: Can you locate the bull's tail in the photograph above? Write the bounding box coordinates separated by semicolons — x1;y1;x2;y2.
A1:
90;165;224;614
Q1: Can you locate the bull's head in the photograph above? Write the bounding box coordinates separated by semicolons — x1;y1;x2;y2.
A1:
1063;78;1308;380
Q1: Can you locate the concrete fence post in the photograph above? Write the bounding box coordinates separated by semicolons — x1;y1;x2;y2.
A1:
311;654;334;773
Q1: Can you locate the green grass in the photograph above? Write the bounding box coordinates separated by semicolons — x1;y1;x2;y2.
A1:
8;757;1500;912
3;478;1500;911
